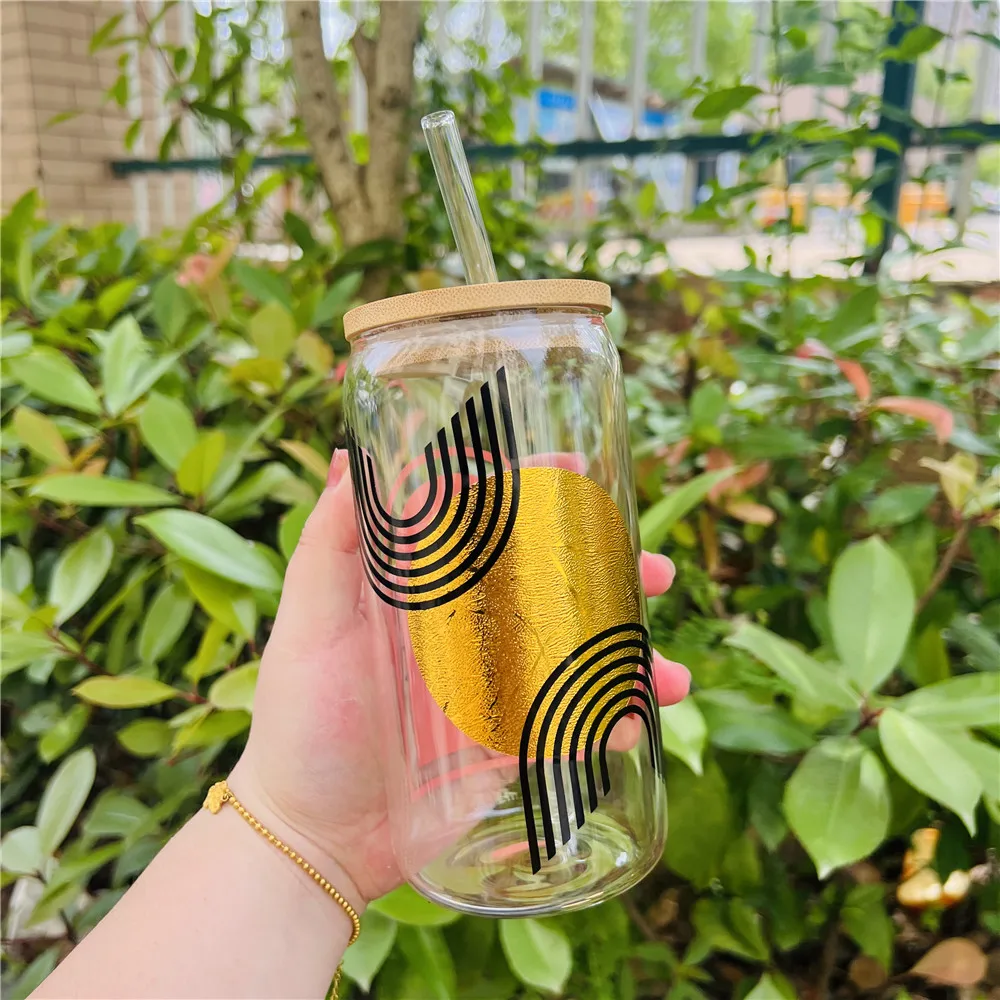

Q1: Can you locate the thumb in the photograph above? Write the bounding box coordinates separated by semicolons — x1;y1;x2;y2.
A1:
271;449;364;640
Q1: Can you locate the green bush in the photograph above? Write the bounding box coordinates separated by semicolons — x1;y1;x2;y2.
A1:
2;183;999;998
4;0;1000;994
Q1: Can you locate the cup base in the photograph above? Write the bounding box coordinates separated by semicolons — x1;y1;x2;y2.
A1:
408;809;664;916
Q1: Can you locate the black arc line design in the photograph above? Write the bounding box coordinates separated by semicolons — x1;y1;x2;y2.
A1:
347;367;521;611
518;623;661;874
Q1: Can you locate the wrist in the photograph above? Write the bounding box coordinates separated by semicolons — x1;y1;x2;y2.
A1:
224;764;368;919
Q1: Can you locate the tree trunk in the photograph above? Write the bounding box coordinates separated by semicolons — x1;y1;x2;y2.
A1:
288;0;420;254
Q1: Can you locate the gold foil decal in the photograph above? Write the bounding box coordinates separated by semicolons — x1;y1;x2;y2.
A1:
408;466;641;758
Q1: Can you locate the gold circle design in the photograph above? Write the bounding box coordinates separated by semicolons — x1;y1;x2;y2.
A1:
407;466;642;758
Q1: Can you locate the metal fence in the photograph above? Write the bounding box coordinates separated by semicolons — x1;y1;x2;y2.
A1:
110;0;1000;271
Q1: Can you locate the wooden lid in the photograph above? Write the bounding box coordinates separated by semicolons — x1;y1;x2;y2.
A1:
343;279;612;340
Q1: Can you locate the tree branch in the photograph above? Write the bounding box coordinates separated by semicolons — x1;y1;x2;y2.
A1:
916;520;970;615
351;31;375;85
287;0;370;246
365;0;421;239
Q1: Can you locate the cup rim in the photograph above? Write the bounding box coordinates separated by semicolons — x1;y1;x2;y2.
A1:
343;278;612;341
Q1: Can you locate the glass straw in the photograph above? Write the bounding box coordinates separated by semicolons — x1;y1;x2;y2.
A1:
421;110;498;285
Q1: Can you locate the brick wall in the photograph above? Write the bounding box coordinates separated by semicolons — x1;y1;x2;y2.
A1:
1;0;192;231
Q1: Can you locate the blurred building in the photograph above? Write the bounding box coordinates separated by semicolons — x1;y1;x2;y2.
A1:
1;0;997;236
1;0;194;228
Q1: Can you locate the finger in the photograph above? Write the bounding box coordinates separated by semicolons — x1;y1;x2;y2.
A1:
605;652;690;752
654;651;690;705
519;451;587;474
271;449;363;640
640;552;675;597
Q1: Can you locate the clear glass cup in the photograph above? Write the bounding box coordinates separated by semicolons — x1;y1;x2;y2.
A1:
343;279;666;916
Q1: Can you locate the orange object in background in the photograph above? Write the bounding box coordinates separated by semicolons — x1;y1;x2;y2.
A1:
898;182;949;226
755;181;950;230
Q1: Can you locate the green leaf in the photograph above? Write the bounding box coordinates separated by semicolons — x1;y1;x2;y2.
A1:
897;673;1000;729
6;948;60;1000
664;758;736;888
499;918;573;995
208;662;259;712
172;708;250;750
312;272;362;328
692;85;761;120
640;469;737;551
74;675;181;708
370;884;461;927
697;689;815;754
688;897;769;963
725;623;861;711
124;119;142;152
689;383;727;431
1;826;45;874
937;731;1000;813
138;392;198;472
2;547;32;595
249;301;297;360
230;259;293;311
906;625;951;687
151;277;195;342
970;528;1000;599
189;100;253;135
893;24;944;60
278;440;330;483
182;619;229;683
13;406;71;467
283;211;317;253
295;331;334;376
99;315;151;416
841;884;894;970
30;475;181;508
343;909;397;991
209;463;315;522
396;926;457;1000
37;746;96;854
229;357;285;394
829;537;915;692
90;12;124;51
784;737;889;878
38;704;89;763
823;284;879;345
176;430;226;497
890;518;937;593
636;180;658;218
135;510;283;590
9;348;102;414
83;790;152;839
137;580;194;664
49;527;113;623
1;629;59;678
865;485;937;528
878;708;980;834
659;698;707;775
96;277;139;324
279;502;313;562
729;425;817;461
180;562;255;639
116;718;171;758
947;614;1000;672
745;973;796;1000
748;762;789;851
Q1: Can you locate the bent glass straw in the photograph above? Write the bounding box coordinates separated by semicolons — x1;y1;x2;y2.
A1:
421;110;498;285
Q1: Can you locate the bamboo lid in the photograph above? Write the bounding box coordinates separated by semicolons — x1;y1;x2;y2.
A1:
343;279;612;340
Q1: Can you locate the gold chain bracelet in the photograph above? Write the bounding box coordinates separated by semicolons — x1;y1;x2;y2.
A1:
204;780;360;999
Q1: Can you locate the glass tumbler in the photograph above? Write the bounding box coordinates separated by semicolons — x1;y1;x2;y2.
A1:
342;279;666;916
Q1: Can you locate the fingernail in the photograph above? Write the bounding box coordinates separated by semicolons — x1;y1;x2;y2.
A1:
327;449;349;488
